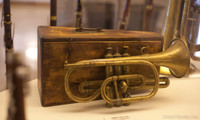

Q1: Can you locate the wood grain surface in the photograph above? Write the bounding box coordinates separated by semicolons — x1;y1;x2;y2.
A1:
38;26;163;107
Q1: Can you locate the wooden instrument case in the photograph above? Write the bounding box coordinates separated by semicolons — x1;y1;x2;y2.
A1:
38;26;163;106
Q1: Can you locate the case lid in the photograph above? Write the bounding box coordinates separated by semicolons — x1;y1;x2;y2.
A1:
38;26;163;42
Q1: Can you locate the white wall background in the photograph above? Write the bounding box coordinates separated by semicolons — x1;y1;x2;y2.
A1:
0;0;49;91
0;20;6;92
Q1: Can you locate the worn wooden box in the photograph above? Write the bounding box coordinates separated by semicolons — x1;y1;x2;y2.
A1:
38;26;163;107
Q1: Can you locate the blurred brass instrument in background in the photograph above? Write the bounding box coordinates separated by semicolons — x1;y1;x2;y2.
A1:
64;0;192;107
187;0;200;60
163;0;200;60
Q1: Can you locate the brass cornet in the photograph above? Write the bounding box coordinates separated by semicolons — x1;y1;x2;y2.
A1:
64;39;189;106
64;0;191;107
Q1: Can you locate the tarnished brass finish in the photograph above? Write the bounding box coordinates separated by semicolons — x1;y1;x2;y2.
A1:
78;76;169;94
63;0;191;105
160;0;191;75
105;47;114;107
188;3;200;60
122;46;131;74
100;63;158;105
65;39;190;77
64;39;190;105
162;0;200;57
162;0;187;50
105;47;114;78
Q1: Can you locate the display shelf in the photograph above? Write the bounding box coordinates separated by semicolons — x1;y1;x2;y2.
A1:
0;78;200;120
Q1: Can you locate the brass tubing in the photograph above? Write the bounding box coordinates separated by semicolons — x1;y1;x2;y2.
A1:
65;67;101;103
105;47;114;107
180;0;191;44
162;0;185;50
78;77;169;93
190;6;200;60
122;46;131;74
79;80;103;94
105;47;114;78
100;61;159;105
112;49;122;105
64;60;159;102
64;60;159;103
130;77;170;90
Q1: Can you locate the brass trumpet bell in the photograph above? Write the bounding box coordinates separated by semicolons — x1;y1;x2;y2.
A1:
64;39;190;106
